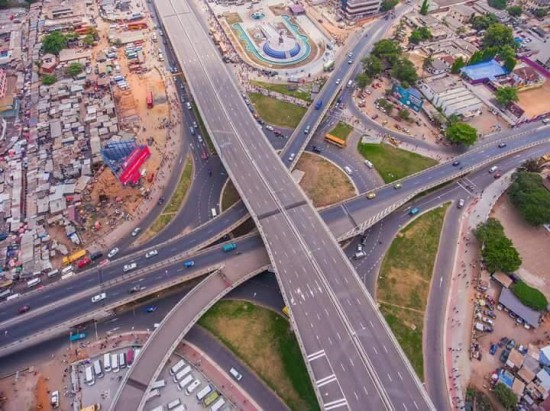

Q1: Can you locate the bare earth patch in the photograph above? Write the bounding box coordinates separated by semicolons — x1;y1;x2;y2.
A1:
296;153;356;207
517;80;550;119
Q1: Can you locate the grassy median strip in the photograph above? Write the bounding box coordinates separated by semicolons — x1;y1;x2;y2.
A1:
221;181;241;211
141;158;193;241
358;143;438;183
199;300;319;411
328;122;353;140
376;204;449;379
251;80;312;102
249;93;306;129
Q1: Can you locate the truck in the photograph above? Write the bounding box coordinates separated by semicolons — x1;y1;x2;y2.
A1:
222;243;237;252
70;332;87;342
63;250;87;266
323;60;335;72
315;100;323;110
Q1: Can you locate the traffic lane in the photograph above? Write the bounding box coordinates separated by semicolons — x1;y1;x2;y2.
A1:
0;235;265;337
186;327;289;411
260;213;383;409
290;208;429;408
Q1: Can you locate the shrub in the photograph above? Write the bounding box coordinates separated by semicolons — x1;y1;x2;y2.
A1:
511;280;548;311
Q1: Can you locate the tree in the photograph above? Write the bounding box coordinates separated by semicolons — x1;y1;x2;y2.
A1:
470;14;498;31
533;8;547;18
42;31;67;55
0;0;8;8
445;122;477;146
409;27;432;44
450;57;465;74
520;158;541;173
495;86;518;106
475;219;522;274
508;172;550;226
381;0;398;11
66;62;84;77
484;23;516;49
83;34;95;47
355;73;370;89
398;109;411;121
420;0;429;15
507;5;522;17
42;74;57;85
372;39;401;64
492;383;517;410
391;58;418;86
488;0;507;10
362;55;383;77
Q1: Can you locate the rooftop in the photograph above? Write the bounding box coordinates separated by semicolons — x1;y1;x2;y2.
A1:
499;287;541;327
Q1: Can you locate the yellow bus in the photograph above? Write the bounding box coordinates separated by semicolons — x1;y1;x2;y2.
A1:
324;133;346;148
203;391;220;407
63;249;87;266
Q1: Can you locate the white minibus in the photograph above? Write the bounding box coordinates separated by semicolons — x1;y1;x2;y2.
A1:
103;353;111;372
185;379;201;395
169;359;185;376
176;375;193;391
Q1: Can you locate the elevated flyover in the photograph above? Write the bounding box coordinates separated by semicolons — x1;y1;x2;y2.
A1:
112;0;435;410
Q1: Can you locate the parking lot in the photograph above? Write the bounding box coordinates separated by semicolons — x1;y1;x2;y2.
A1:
78;349;233;411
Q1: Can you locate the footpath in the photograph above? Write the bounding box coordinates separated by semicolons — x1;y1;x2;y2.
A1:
444;171;514;410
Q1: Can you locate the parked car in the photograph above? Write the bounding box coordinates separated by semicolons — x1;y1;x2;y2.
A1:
265;125;274;131
107;248;119;258
500;349;510;363
457;199;465;209
50;391;60;408
490;344;498;355
506;339;516;350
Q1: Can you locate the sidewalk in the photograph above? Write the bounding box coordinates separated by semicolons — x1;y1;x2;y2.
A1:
444;171;514;410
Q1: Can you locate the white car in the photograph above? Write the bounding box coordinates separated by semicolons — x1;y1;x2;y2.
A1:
265;125;274;131
107;248;119;258
50;391;60;408
91;293;107;303
123;263;137;272
288;153;296;162
335;78;341;85
145;250;158;259
131;227;141;237
186;102;192;110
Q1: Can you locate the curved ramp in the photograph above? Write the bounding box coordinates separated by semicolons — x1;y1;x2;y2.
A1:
111;247;270;410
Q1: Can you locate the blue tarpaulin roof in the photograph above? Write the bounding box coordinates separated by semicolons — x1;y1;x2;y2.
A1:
499;369;514;388
461;59;508;81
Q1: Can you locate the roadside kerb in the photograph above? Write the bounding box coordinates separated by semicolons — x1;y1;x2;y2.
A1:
0;263;223;360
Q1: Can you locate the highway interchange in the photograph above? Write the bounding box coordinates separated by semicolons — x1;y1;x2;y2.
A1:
1;0;550;409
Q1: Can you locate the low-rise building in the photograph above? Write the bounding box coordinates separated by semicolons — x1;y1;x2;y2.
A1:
418;74;483;118
448;4;476;24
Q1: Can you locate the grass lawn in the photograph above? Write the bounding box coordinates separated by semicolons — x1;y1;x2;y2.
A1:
329;122;353;141
376;204;449;379
198;300;319;411
296;152;355;207
221;181;241;211
357;143;438;183
139;158;193;242
251;80;312;102
249;93;306;129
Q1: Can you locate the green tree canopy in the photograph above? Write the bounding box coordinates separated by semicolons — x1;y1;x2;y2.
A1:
511;280;548;311
42;31;67;55
83;34;95;47
66;62;84;77
445;122;477;146
372;39;402;64
42;74;57;85
450;57;465;74
484;23;516;49
488;0;507;10
398;109;411;121
495;86;518;106
533;8;547;18
391;58;418;86
507;5;522;17
409;27;432;44
493;383;517;409
362;55;383;77
420;0;429;15
470;13;498;31
381;0;399;11
355;73;371;89
508;171;550;226
475;219;522;274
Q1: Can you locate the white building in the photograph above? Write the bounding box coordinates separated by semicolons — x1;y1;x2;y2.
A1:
418;75;483;118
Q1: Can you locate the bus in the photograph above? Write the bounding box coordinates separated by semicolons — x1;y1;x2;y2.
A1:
203;391;220;407
324;133;346;148
176;375;194;391
111;353;120;373
323;60;335;72
170;359;186;376
173;366;191;383
104;353;111;372
85;366;95;386
63;249;86;266
196;385;212;401
70;332;87;342
126;348;135;365
93;360;103;378
210;398;226;411
146;91;154;109
127;21;147;30
185;379;201;395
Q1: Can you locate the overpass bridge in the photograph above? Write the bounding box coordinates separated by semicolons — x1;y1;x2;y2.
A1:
111;0;435;409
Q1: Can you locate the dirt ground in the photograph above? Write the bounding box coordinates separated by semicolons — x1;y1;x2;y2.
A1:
296;152;356;207
517;80;550;119
491;194;550;295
